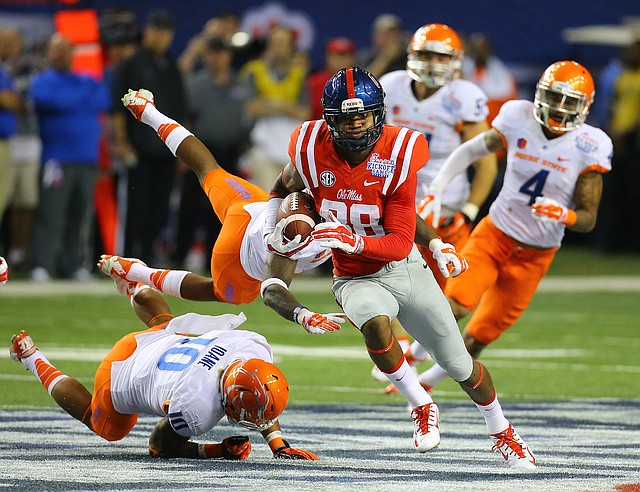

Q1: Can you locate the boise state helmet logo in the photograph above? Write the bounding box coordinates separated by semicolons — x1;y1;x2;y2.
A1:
320;170;336;187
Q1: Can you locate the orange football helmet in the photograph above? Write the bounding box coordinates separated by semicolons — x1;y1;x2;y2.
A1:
407;23;463;88
533;60;595;133
221;358;289;430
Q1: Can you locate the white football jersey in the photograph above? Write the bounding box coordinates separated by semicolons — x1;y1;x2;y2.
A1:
380;70;489;215
110;313;272;437
490;100;613;248
240;202;331;280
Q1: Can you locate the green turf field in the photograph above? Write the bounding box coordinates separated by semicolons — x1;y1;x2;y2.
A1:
1;246;639;409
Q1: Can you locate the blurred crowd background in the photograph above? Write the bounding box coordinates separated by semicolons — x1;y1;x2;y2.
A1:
0;0;639;281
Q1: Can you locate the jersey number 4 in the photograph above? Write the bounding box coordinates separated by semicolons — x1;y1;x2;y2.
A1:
519;170;549;205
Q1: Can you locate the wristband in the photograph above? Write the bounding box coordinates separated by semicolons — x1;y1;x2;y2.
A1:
264;430;283;443
130;283;151;307
461;202;479;222
564;209;577;226
429;237;444;252
292;305;308;324
260;277;289;298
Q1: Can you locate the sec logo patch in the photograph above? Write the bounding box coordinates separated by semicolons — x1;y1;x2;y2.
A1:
320;170;336;187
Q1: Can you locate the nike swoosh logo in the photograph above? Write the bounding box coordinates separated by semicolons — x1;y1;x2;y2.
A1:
364;180;379;186
558;157;570;162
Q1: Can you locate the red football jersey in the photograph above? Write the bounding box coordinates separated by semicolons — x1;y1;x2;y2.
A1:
288;120;430;276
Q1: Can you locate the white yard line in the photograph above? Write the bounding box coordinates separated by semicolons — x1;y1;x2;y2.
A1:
1;275;640;297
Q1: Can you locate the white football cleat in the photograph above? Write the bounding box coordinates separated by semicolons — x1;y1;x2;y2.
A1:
121;89;155;121
98;255;146;283
370;364;388;383
411;402;440;452
489;423;537;470
10;330;37;362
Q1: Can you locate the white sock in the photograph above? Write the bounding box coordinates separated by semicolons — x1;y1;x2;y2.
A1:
382;358;433;408
127;263;188;298
409;340;429;360
20;350;68;396
141;104;193;156
417;363;450;388
474;393;510;434
397;337;410;352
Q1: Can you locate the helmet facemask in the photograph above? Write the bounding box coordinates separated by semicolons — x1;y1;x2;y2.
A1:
407;49;462;89
221;359;289;431
534;81;592;133
324;100;386;152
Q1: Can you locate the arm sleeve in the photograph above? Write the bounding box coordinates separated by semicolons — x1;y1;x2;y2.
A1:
361;173;417;261
431;132;490;190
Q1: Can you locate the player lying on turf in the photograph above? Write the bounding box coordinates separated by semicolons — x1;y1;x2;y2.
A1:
99;89;466;336
9;279;317;460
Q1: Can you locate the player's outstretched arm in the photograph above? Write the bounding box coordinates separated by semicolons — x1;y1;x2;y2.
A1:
262;253;344;335
148;417;251;460
261;422;318;460
121;89;220;183
130;285;174;328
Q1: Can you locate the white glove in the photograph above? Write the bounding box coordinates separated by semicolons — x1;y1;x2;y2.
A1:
429;238;469;278
531;196;575;225
295;307;345;335
417;184;443;226
0;256;8;286
266;218;312;257
311;212;364;254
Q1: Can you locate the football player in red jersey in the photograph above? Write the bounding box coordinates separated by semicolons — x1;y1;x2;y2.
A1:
260;67;536;469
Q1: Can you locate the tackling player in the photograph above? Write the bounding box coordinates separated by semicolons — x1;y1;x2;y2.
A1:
416;61;613;391
260;67;536;469
376;23;498;389
9;279;317;460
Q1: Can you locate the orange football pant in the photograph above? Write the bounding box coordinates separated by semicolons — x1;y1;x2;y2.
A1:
445;215;557;345
202;169;268;304
90;325;165;441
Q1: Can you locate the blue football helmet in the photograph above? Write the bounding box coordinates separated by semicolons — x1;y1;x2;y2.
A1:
321;67;386;152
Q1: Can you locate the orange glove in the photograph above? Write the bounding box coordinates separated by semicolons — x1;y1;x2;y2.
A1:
271;438;319;460
436;212;472;245
198;436;252;460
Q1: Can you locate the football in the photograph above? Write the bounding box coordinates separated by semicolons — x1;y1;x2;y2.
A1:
276;192;322;242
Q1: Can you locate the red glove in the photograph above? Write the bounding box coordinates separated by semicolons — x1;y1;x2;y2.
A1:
311;212;364;254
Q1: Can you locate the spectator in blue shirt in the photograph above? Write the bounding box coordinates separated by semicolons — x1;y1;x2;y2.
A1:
0;26;25;235
29;33;110;281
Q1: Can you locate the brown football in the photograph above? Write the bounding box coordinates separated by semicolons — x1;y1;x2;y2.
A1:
276;192;322;242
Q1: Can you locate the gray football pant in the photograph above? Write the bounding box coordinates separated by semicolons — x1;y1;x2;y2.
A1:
332;245;473;382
